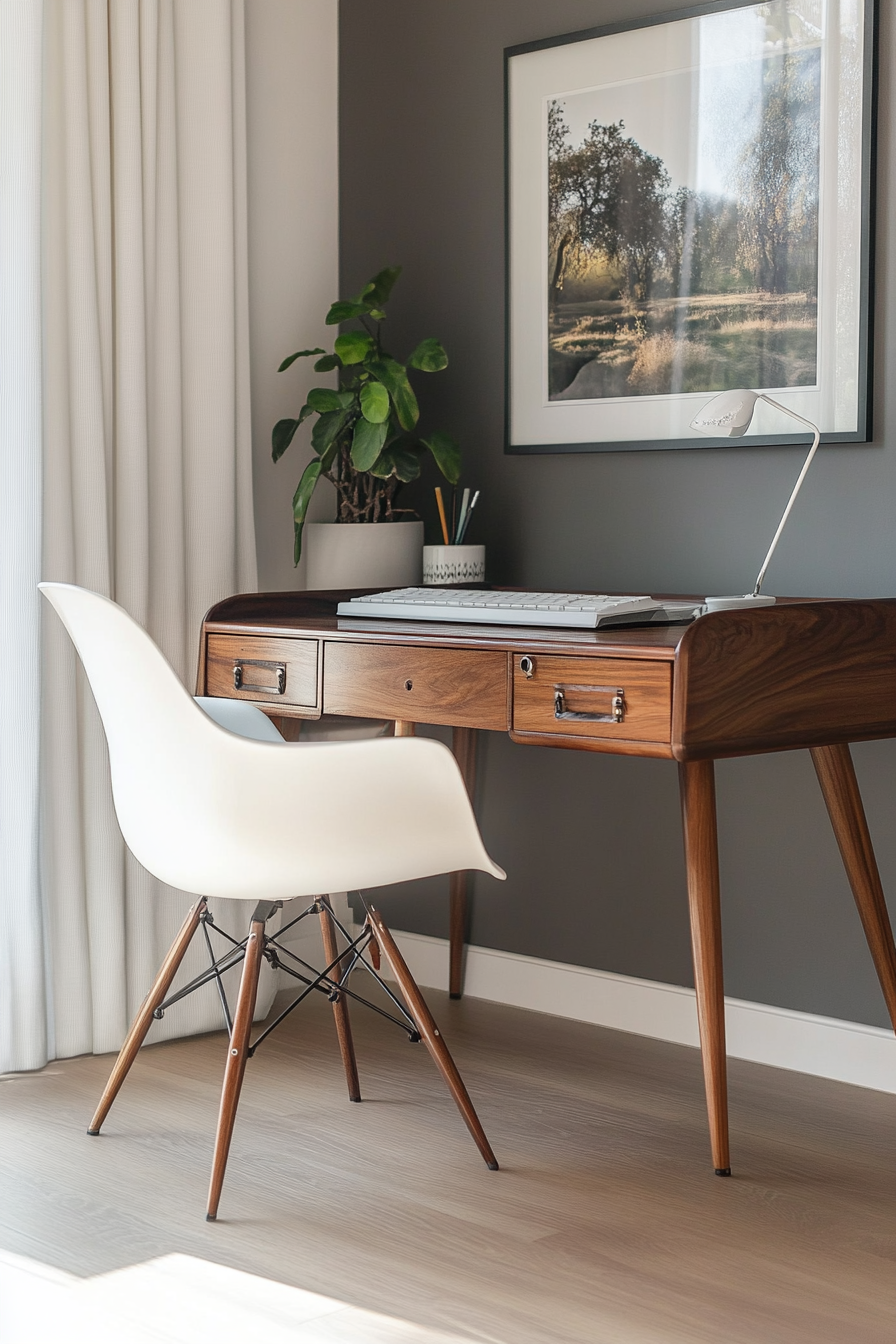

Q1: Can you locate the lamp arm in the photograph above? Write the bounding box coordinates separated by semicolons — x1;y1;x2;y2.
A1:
751;395;821;596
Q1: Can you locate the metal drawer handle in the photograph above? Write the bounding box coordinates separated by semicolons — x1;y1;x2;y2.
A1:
233;659;286;695
554;684;624;724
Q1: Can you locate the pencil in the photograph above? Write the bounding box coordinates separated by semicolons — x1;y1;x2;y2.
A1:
435;486;450;545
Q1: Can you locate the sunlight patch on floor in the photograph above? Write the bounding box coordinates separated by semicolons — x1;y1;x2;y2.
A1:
0;1251;490;1344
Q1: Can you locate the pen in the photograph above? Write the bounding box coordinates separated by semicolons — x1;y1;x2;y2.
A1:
457;489;479;543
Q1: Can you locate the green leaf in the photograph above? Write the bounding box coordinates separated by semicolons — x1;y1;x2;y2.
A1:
272;418;298;462
359;381;390;424
351;416;389;472
311;407;352;455
368;308;386;321
366;358;419;432
407;338;448;372
306;387;346;413
390;444;422;482
421;430;461;484
292;459;322;565
319;438;340;473
326;300;369;325
365;266;402;306
334;331;373;365
313;353;341;372
370;443;422;482
278;348;324;372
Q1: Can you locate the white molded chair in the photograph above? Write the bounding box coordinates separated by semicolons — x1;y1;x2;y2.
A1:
40;582;505;1219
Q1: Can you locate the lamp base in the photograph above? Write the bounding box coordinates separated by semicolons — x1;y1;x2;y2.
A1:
703;594;776;612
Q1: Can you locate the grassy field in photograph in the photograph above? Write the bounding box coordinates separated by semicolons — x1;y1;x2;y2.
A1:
549;291;817;401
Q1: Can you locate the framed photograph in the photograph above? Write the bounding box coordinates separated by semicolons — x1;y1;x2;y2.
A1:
505;0;877;454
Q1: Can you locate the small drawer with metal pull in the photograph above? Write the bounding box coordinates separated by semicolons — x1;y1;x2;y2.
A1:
206;634;318;708
512;654;671;744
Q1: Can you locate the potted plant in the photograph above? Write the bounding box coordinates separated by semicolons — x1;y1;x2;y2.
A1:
273;266;461;587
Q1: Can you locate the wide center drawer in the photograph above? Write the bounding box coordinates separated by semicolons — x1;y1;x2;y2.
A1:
512;653;672;744
323;642;509;729
206;634;319;707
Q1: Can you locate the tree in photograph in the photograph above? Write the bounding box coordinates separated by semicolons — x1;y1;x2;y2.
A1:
735;51;820;294
547;101;575;301
610;140;670;302
548;112;629;305
548;112;671;305
668;186;702;298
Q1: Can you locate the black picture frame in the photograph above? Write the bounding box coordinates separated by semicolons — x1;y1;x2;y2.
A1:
505;0;877;455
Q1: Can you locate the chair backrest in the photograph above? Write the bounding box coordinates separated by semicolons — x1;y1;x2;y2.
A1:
42;582;206;757
39;583;505;901
40;583;238;878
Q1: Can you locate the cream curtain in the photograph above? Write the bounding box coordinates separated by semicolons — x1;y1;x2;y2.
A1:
36;0;264;1064
0;0;46;1073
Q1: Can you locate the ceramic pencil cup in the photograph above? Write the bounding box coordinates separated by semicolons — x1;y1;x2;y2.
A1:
422;544;485;586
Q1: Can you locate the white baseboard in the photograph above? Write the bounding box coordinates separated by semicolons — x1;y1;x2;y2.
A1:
382;929;896;1096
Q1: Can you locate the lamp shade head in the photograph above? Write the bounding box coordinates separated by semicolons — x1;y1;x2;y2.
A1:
690;389;760;438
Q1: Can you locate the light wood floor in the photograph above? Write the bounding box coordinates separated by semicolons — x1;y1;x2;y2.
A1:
2;982;896;1343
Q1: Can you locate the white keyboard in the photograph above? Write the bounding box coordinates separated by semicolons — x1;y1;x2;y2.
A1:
337;588;663;629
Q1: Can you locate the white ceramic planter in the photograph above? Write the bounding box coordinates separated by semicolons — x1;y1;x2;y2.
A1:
422;544;486;586
305;520;423;590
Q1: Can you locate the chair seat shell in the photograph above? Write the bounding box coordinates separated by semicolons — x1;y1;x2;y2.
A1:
40;583;505;903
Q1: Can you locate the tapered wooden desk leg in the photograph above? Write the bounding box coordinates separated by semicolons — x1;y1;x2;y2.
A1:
88;897;207;1135
678;760;730;1176
811;744;896;1032
450;726;478;999
367;906;498;1170
318;895;361;1101
206;915;265;1221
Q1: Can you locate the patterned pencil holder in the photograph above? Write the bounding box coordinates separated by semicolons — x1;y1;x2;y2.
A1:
422;544;486;586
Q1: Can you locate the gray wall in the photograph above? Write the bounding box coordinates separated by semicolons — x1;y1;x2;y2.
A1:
245;0;338;594
339;0;896;1026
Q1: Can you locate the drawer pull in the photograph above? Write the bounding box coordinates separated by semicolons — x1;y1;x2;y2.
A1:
554;684;624;724
519;656;535;679
233;659;286;695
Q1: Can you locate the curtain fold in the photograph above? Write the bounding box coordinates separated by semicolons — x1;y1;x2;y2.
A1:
34;0;263;1066
0;0;46;1073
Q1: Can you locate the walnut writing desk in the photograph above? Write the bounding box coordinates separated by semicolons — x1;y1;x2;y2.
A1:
196;590;896;1175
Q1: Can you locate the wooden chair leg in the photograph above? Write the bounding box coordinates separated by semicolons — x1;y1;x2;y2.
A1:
449;726;478;999
366;905;498;1171
88;897;207;1135
811;744;896;1032
206;912;265;1221
319;895;361;1101
678;760;731;1176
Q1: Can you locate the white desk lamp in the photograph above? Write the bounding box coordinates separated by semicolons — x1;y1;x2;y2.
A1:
690;389;821;611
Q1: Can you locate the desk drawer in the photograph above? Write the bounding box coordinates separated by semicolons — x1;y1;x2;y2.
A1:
323;642;508;730
512;654;671;744
206;634;319;707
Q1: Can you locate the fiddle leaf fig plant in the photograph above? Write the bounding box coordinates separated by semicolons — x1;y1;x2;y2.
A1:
273;265;461;564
